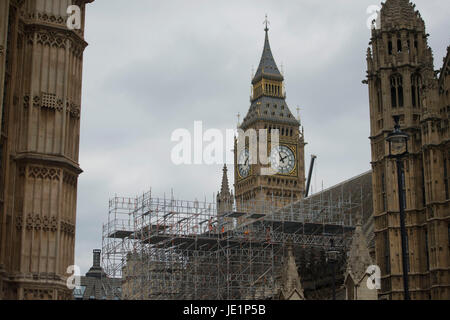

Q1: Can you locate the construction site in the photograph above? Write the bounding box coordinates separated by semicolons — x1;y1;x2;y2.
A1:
100;172;373;300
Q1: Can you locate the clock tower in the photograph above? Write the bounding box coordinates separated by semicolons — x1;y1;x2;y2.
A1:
234;22;306;210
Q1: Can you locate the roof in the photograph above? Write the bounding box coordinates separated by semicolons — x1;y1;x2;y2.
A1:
345;223;373;283
380;0;425;30
306;171;374;249
241;26;299;130
241;95;299;129
252;29;284;85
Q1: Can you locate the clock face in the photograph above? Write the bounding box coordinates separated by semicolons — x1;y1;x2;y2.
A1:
270;145;296;175
238;148;251;178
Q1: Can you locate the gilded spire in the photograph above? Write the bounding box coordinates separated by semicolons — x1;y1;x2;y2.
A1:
252;16;284;85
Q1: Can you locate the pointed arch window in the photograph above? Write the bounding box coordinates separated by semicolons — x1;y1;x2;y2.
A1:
390;74;404;108
397;39;402;53
411;74;422;108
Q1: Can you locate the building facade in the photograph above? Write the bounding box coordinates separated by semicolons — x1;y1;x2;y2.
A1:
0;0;93;300
366;0;449;299
234;24;306;210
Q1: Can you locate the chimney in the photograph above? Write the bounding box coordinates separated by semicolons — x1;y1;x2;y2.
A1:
86;249;106;278
93;249;101;268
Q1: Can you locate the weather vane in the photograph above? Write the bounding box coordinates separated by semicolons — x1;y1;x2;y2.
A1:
264;14;270;32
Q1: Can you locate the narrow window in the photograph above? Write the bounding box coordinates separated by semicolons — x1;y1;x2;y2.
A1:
444;155;449;200
422;166;426;207
425;229;430;271
405;234;410;273
401;165;407;209
398;76;404;107
381;172;387;212
448;223;450;246
391;77;397;108
397;39;402;53
390;75;404;108
384;232;391;274
388;41;393;55
411;74;422;108
377;78;383;113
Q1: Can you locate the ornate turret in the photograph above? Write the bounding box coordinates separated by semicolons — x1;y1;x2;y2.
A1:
217;165;233;216
278;242;305;300
344;217;378;300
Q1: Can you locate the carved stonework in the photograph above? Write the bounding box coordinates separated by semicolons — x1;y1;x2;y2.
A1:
67;101;81;119
23;95;29;109
63;171;78;187
41;92;63;111
24;213;59;233
61;221;75;236
23;288;54;300
28;167;61;181
32;95;40;108
16;216;23;230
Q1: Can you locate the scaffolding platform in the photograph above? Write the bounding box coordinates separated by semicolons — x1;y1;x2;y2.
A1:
102;190;361;300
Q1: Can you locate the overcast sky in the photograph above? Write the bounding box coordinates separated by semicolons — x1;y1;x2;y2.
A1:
75;0;450;274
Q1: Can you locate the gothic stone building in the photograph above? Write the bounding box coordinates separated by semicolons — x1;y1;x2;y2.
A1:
0;0;93;299
366;0;449;300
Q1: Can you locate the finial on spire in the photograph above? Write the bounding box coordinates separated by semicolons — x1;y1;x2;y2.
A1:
237;112;241;126
263;14;270;32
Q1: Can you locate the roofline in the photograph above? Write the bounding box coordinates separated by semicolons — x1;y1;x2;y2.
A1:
306;170;372;199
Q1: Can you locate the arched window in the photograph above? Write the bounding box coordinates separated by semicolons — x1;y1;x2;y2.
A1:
388;40;393;55
411;74;422;108
390;75;404;108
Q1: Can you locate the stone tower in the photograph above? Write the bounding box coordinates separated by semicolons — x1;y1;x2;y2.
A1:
234;22;306;210
0;0;94;300
366;0;449;299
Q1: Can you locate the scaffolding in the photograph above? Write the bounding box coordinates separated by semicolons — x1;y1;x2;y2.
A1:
102;195;136;279
102;190;361;300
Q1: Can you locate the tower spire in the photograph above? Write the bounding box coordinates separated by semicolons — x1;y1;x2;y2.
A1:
220;165;230;196
252;16;283;85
